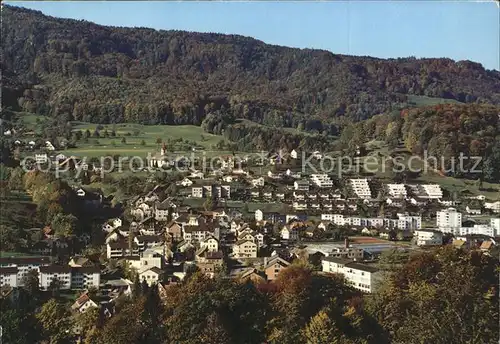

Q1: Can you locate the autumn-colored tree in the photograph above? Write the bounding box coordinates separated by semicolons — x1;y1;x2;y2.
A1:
366;247;499;344
36;299;72;344
302;310;346;344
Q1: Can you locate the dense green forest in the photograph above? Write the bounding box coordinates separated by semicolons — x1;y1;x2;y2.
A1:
3;5;500;130
1;247;498;344
340;103;500;181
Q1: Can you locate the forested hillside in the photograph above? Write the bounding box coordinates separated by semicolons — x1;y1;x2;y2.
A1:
3;5;500;130
342;103;500;181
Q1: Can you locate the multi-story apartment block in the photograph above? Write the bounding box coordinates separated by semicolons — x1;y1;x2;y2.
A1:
436;208;462;229
386;184;407;198
0;258;101;290
0;257;51;287
191;184;231;199
414;230;443;246
310;174;333;188
294;180;310;191
322;257;381;293
421;184;443;199
349;179;372;199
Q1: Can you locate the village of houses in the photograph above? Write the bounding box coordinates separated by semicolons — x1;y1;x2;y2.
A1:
1;146;500;318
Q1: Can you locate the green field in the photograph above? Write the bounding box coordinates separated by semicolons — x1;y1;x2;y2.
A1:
64;122;226;157
407;95;463;107
17;112;50;136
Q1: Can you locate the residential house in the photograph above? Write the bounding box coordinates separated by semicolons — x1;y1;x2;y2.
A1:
139;267;164;286
281;222;303;241
293;201;308;210
195;251;224;277
466;205;482;215
155;199;174;221
177;178;194;187
0;267;19;288
71;292;99;313
236;268;266;284
264;256;290;281
251;177;265;188
35;153;49;164
232;240;258;258
200;236;219;252
165;222;183;241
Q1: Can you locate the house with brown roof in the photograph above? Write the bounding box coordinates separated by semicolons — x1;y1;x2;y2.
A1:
71;292;99;313
165;221;183;241
264;256;291;281
236;268;266;284
195;250;224;277
480;240;494;253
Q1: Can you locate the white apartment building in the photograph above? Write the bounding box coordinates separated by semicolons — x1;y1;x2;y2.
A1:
322;257;381;293
414;230;443;246
321;214;345;225
0;267;19;287
310;174;333;188
395;213;422;230
436;208;462;229
294;180;310;191
386;184;407;198
421;184;443;199
321;213;421;230
39;265;72;290
458;225;496;237
491;218;500;233
0;257;51;287
349;179;372;199
70;267;101;289
485;201;500;214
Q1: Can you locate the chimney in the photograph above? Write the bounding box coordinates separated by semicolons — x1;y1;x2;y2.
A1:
344;237;349;249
